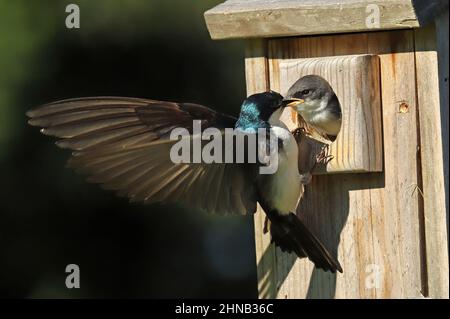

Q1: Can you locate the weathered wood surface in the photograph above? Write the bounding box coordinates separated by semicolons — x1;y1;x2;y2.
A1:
249;30;430;298
414;24;449;299
435;11;449;267
279;55;382;174
245;39;283;298
245;39;270;95
205;0;420;40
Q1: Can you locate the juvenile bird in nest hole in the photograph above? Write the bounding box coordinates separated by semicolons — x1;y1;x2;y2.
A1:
286;75;342;142
27;87;342;273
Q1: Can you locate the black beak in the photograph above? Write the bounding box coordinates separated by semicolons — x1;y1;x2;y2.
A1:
282;98;304;108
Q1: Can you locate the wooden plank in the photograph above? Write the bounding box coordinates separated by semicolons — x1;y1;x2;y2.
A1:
205;0;419;40
415;24;449;299
435;11;449;261
279;55;383;174
245;39;270;95
367;31;424;298
255;30;425;298
245;39;278;298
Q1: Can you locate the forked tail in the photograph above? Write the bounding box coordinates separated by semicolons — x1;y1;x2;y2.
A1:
268;212;342;273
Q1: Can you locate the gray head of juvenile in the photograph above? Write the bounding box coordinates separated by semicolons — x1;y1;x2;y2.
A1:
285;75;342;141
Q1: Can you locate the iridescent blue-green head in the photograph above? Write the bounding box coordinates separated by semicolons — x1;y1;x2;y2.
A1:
235;91;299;130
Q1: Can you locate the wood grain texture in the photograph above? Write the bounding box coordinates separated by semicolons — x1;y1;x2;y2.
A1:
415;24;449;299
245;39;279;298
205;0;419;40
253;30;426;298
435;11;449;266
279;55;382;174
245;39;270;95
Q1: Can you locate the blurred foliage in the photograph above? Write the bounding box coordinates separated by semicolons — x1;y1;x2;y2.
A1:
0;1;257;298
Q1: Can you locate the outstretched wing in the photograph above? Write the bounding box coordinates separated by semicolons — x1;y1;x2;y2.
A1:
27;97;257;215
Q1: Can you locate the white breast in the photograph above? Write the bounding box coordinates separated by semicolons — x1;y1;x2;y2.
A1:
257;121;302;215
299;97;341;136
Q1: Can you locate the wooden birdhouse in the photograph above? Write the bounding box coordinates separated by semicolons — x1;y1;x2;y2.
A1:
205;0;449;299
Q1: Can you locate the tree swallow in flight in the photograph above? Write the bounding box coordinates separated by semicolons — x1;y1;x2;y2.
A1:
27;91;342;273
286;75;342;141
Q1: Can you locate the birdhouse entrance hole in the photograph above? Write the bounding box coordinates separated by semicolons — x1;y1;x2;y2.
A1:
279;54;383;174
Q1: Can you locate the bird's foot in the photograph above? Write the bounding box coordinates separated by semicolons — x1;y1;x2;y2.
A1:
291;127;307;140
316;145;333;165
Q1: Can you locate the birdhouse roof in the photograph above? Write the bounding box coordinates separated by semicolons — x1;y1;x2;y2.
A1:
204;0;448;40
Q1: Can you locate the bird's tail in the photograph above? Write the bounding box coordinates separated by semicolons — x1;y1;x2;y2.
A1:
269;212;342;273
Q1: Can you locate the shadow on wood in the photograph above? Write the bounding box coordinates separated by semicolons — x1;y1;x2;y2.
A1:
246;30;447;298
256;172;385;298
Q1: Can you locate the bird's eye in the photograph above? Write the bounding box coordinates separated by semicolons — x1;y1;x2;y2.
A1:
301;89;310;95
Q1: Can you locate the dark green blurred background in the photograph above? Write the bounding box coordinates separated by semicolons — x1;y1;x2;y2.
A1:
0;1;257;298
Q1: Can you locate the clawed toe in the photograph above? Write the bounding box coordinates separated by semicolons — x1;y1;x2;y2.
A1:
316;145;333;164
291;127;307;139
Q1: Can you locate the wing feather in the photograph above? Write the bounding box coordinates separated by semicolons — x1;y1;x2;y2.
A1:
28;97;256;215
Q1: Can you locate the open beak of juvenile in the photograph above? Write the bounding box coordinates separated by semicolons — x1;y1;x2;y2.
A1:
282;98;304;109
